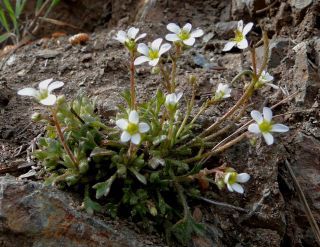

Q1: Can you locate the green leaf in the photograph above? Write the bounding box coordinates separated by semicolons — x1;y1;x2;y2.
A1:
93;174;116;199
84;186;102;215
129;167;147;185
0;32;12;43
90;147;116;157
0;7;10;32
3;0;18;35
15;0;27;19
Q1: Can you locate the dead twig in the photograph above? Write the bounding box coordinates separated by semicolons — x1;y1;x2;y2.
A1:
255;0;279;14
285;159;320;246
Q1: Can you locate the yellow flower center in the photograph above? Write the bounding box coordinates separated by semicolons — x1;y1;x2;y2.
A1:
149;49;159;60
234;30;244;43
125;39;136;51
127;122;139;135
227;172;238;185
38;89;48;100
178;30;190;40
258;120;272;133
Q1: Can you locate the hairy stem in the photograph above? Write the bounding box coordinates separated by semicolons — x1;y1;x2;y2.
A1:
130;50;136;109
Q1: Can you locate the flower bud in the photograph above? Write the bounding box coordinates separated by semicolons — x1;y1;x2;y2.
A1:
31;112;42;122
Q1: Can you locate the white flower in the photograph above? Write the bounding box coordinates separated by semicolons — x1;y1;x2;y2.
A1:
114;27;146;47
255;70;279;89
215;83;231;100
17;78;64;106
224;171;250;194
165;92;183;106
223;20;253;51
116;110;150;145
165;23;204;46
248;107;289;145
134;38;171;66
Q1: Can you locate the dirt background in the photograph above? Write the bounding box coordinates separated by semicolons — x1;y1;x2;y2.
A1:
0;0;320;246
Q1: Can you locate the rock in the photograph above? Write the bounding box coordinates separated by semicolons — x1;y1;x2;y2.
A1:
0;175;164;247
35;49;61;59
291;0;313;10
215;21;238;39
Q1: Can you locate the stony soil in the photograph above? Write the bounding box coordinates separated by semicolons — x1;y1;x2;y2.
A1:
0;0;320;246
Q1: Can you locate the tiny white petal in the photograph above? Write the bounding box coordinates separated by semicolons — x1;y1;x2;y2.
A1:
262;132;274;145
116;119;129;130
176;92;183;102
271;124;289;133
137;43;149;56
182;23;192;33
115;31;127;43
183;37;195;46
139;122;150;133
151;38;163;51
263;107;273;122
248;123;260;134
159;43;171;55
224;172;231;184
237;39;248;49
165;34;180;42
39;94;56;105
237;20;244;32
129;110;139;124
134;56;150;65
232;183;244;194
236;173;250;183
149;58;160;67
242;22;253;36
47;81;64;92
39;78;53;90
223;41;236;51
121;131;131;142
167;23;181;34
191;29;204;38
135;33;146;42
127;27;139;39
17;88;38;97
131;133;141;145
227;183;234;192
251;110;263;124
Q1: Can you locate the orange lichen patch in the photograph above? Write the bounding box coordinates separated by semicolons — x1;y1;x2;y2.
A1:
68;33;89;45
2;45;16;54
51;32;67;38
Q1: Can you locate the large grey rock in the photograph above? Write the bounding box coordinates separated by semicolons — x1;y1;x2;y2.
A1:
0;175;165;247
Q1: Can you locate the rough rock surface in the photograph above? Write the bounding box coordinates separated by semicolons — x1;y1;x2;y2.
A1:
0;175;165;247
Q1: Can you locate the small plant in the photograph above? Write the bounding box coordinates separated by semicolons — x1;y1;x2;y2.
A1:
18;21;290;245
0;0;61;45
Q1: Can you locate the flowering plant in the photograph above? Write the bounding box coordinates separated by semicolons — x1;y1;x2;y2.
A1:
17;20;291;246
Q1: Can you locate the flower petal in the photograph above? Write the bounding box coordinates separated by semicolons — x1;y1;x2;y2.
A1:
262;132;274;145
17;88;38;97
151;38;163;51
47;81;64;92
263;107;273;122
139;122;150;133
237;39;248;49
159;43;171;56
182;23;192;33
134;56;150;65
137;43;149;56
236;173;250;183
183;37;195;46
226;183;234;192
149;58;160;67
224;172;231;184
176;92;183;102
165;33;180;42
135;33;146;42
167;23;181;34
39;78;53;90
129;110;139;124
121;131;131;142
222;41;236;51
116;119;129;130
242;22;253;36
191;29;204;38
114;30;127;43
131;133;141;145
271;124;289;133
237;20;244;32
248;123;260;134
127;27;139;39
232;183;244;194
251;110;263;124
39;94;56;105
